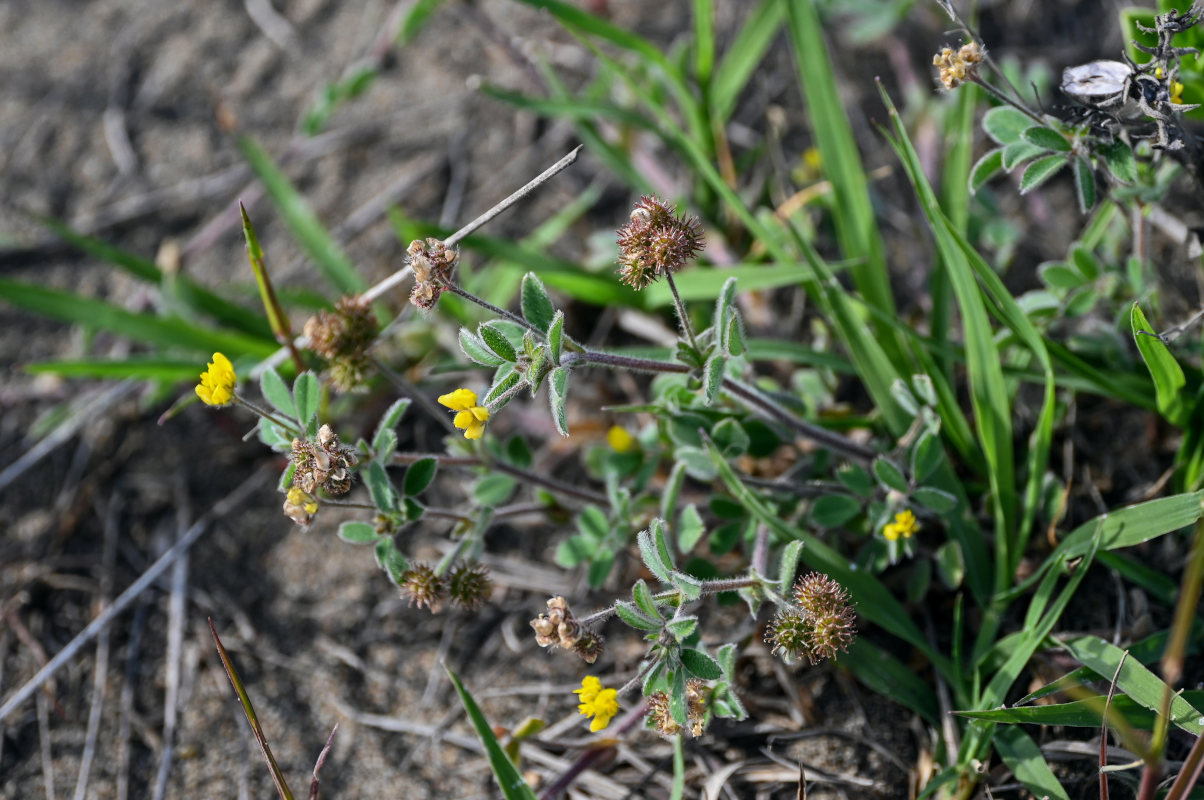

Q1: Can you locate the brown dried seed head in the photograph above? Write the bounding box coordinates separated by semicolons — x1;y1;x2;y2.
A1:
408;238;459;311
573;631;606;664
400;563;447;613
615;195;704;290
447;561;493;611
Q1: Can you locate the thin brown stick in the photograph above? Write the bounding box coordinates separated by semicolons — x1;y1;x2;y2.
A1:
152;478;193;800
0;470;267;723
37;691;57;800
71;497;121;800
308;725;338;800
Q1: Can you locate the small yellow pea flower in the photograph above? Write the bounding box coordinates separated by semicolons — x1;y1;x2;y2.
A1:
438;388;490;440
196;352;237;407
574;676;619;732
883;509;919;542
606;425;636;453
286;487;319;515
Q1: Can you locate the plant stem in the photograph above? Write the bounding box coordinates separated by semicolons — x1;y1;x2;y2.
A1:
721;377;876;463
423;507;474;524
561;349;689;374
578;576;762;627
234;395;302;437
562;350;875;462
664;271;700;353
439;281;545;338
391;452;608;505
444;145;583;248
361;145;584;304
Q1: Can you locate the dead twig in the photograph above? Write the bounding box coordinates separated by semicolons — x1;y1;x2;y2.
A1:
0;469;267;724
70;496;121;800
151;478;193;800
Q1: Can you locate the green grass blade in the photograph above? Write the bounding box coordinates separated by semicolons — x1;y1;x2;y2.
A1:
398;0;452;44
843;638;940;724
537;64;653;193
0;279;277;359
445;665;539;800
993;725;1071;800
1045;339;1154;409
1061;635;1204;736
480;85;659;132
980;536;1098;708
880;87;1017;567
238;136;367;295
691;0;714;85
209;620;295;800
25;357;201;381
711;0;784;121
744;339;853;372
959;690;1204;730
932;83;979;380
783;1;899;339
509;0;707;147
37;215;272;338
1132;302;1190;426
997;491;1204;605
37;215;160;280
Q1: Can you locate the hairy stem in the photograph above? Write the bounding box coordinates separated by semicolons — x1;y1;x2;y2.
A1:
664;271;700;353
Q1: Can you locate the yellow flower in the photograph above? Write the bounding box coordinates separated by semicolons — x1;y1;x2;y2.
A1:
196;352;237;406
574;676;619;732
438;388;490;440
606;425;636;453
883;509;919;542
1155;68;1186;105
286;487;319;515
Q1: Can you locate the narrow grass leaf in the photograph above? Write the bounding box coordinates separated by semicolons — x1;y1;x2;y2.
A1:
1062;635;1204;735
480;85;658;133
36;215;272;338
641;263;821;307
445;666;539;800
209;621;295;800
238;136;366;294
0;279;276;358
980;537;1098;709
397;0;451;44
994;725;1071;800
959;690;1204;729
24;357;200;381
691;0;714;84
843;638;940;725
783;1;898;341
711;0;784;121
